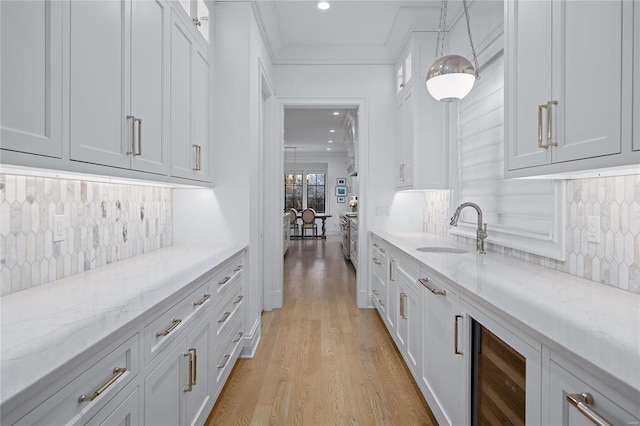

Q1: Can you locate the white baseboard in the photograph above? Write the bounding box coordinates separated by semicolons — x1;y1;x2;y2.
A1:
240;316;261;358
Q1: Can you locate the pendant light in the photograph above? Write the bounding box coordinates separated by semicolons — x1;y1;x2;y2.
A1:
426;0;480;102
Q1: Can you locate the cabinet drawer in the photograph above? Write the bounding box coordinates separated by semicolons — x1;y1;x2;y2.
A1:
16;334;139;426
372;275;386;315
213;278;244;339
213;253;245;301
144;280;211;365
549;358;640;425
390;251;419;285
84;383;139;426
214;313;244;390
372;244;387;284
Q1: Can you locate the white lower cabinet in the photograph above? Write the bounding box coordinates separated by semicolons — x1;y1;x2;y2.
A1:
4;249;246;426
396;272;420;376
548;354;640;425
144;312;212;426
420;272;465;426
88;385;140;426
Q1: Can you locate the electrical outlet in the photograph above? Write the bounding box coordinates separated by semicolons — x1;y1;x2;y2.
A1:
587;215;600;244
376;206;390;216
53;215;65;242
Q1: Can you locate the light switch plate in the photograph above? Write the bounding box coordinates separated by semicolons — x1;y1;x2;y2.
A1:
53;215;65;242
376;206;390;216
587;215;600;243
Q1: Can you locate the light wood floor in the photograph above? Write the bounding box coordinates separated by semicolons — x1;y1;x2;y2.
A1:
206;236;437;426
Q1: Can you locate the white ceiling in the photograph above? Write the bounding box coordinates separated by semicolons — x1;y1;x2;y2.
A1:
284;108;355;154
254;0;464;155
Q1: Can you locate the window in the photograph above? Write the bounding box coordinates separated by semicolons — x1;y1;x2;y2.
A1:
283;171;327;213
306;172;326;213
284;173;303;210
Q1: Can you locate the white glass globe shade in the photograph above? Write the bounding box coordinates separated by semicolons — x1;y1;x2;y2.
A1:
426;73;476;102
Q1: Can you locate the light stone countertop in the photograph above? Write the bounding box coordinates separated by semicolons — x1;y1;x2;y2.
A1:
373;231;640;395
0;245;245;408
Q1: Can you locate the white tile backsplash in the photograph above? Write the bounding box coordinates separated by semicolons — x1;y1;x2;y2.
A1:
0;174;172;296
423;175;640;294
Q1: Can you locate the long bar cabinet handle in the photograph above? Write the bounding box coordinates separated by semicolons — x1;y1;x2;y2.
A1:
135;117;142;155
234;265;244;272
189;348;197;385
234;295;244;304
78;367;126;403
156;318;182;337
566;393;612;426
183;351;193;392
419;277;447;296
547;100;558;147
400;292;407;319
233;332;244;343
537;104;548;149
193;293;211;306
126;115;138;155
454;315;463;355
219;276;231;286
389;260;395;281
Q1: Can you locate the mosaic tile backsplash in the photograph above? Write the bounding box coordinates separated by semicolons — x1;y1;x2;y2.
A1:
0;175;172;296
424;175;640;294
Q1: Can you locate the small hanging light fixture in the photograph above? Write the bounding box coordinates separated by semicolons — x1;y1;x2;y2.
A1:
425;0;480;102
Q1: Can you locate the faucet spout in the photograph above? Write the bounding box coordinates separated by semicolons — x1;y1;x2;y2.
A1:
449;202;487;254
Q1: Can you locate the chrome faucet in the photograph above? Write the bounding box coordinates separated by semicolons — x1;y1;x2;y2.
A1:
450;202;487;254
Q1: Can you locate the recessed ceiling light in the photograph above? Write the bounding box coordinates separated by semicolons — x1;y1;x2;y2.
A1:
317;1;330;10
328;140;333;143
327;147;331;151
329;129;335;133
332;111;340;116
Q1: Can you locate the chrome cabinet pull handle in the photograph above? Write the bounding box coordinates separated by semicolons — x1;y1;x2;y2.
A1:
400;292;407;319
233;332;243;343
193;293;211;306
193;145;201;171
189;348;197;385
566;393;612;426
219;276;231;286
217;354;231;369
126;115;137;155
373;257;382;265
193;17;201;27
218;311;231;323
156;319;181;337
233;295;243;304
183;351;193;392
78;367;126;403
419;278;447;296
454;315;463;355
547;100;558;147
538;104;548;149
234;265;244;272
135;117;142;155
389;260;395;281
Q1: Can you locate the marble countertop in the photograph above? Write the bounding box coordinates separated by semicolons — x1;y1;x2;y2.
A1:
373;231;640;394
0;245;245;408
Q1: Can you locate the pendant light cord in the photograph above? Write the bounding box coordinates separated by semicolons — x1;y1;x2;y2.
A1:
435;0;448;61
463;0;480;78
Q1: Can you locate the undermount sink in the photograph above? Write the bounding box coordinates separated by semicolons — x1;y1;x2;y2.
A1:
417;247;469;254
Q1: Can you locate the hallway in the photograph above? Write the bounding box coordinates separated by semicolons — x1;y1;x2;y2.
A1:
207;236;437;425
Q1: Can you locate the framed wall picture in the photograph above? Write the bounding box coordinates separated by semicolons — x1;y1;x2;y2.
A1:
335;186;347;196
337;196;346;203
336;177;346;186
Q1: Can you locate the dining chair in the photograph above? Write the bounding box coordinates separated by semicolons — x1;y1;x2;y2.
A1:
287;208;299;237
301;208;317;238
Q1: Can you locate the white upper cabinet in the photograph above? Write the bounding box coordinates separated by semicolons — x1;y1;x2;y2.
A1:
1;0;63;158
175;0;211;45
394;33;448;190
169;10;213;183
505;0;638;177
634;1;640;152
70;0;168;175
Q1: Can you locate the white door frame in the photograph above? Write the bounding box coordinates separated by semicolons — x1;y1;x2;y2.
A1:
264;96;370;309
